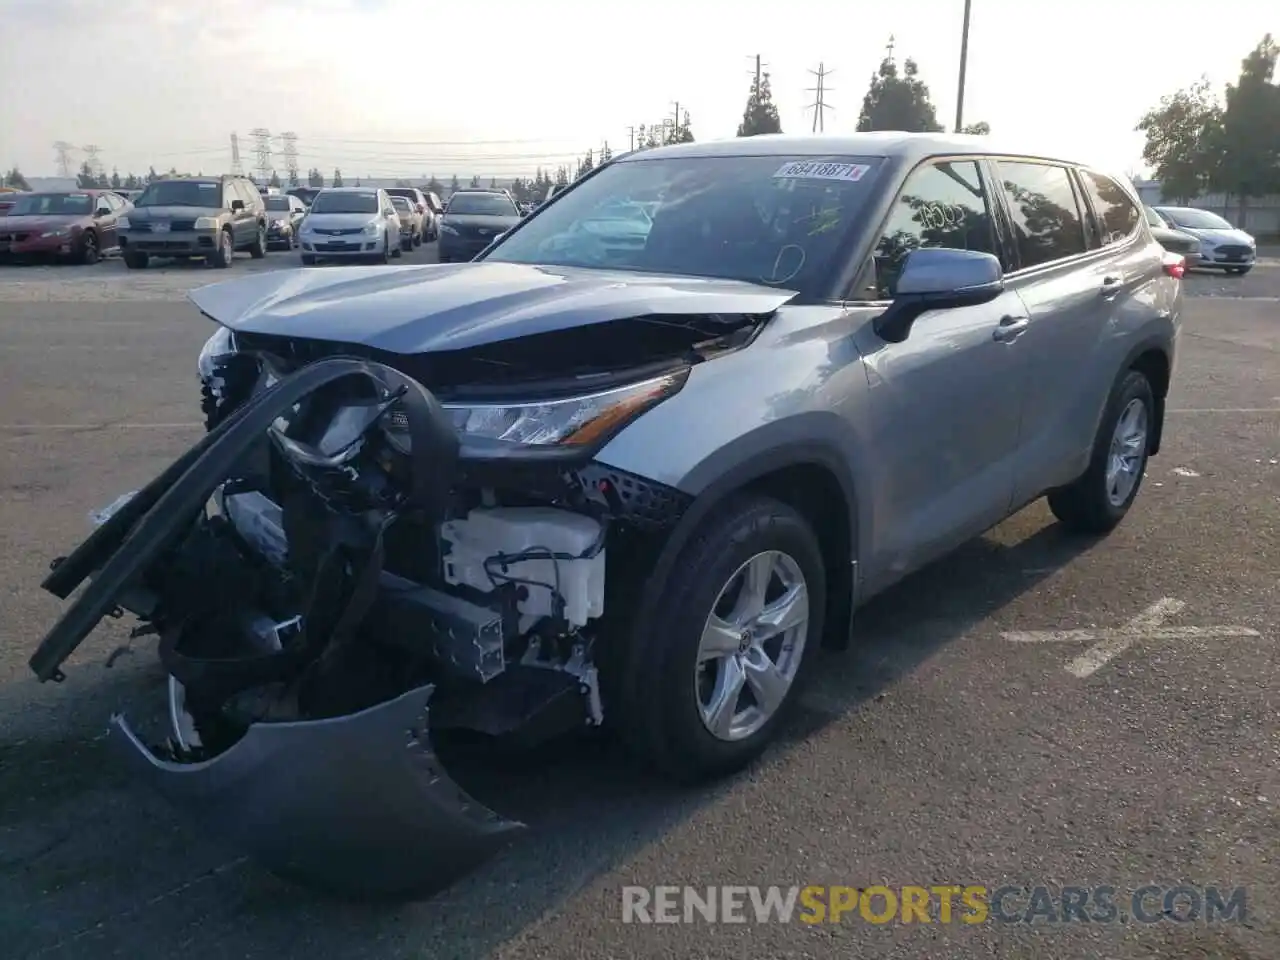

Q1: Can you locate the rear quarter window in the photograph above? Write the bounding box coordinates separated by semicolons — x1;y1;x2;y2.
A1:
1081;170;1141;247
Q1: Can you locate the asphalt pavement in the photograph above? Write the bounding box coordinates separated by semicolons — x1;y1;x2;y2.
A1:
0;250;1277;960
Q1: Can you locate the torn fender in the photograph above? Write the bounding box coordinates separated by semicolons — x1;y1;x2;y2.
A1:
110;684;524;900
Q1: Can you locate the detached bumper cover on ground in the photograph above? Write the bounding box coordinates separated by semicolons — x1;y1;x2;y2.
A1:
109;685;523;899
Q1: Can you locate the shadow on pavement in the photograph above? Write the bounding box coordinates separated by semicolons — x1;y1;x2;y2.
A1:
1;511;1100;959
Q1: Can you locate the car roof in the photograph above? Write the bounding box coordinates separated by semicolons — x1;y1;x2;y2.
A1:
317;186;381;193
615;131;1091;168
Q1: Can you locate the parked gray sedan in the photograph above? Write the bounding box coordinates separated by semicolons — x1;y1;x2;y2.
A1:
32;133;1182;901
1152;205;1257;275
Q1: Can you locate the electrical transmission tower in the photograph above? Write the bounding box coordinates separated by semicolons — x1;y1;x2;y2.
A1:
249;128;272;182
806;63;835;132
82;145;103;179
281;132;299;185
53;141;76;178
230;133;244;176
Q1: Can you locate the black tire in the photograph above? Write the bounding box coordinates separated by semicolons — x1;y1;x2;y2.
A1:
209;229;234;269
123;250;149;270
609;495;826;783
378;236;391;264
78;230;99;265
1048;368;1155;535
301;254;317;266
249;224;267;259
413;230;422;248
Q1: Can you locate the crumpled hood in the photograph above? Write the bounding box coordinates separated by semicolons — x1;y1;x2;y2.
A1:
188;262;797;354
0;214;86;231
1177;226;1253;245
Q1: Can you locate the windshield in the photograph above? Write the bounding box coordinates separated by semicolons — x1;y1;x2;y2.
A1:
265;197;292;211
386;189;417;200
391;197;411;210
136;181;222;208
7;192;94;216
1159;207;1232;230
446;193;518;216
309;191;379;214
483;154;884;294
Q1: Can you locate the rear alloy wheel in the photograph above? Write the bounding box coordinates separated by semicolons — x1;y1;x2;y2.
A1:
611;495;825;782
78;230;99;265
1048;368;1154;534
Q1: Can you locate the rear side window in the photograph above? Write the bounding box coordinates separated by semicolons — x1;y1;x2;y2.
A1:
1080;170;1140;247
994;161;1087;269
864;159;997;299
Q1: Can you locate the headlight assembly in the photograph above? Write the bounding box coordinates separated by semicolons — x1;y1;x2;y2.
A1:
383;369;689;453
194;216;219;230
363;222;380;236
197;326;237;380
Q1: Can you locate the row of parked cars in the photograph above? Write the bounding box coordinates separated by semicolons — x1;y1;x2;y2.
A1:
0;177;1259;273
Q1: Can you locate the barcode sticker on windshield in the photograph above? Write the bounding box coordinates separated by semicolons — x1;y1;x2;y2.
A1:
773;161;870;182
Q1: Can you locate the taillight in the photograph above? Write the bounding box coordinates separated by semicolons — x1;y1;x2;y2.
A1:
1162;254;1186;279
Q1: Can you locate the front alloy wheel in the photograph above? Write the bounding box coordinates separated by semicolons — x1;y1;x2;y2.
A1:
695;551;810;742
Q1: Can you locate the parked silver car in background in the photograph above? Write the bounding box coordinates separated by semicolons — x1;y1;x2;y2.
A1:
297;186;403;264
33;133;1183;900
1151;205;1256;275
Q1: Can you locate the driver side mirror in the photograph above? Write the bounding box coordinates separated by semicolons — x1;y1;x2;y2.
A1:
96;206;111;217
873;248;1004;344
231;199;245;211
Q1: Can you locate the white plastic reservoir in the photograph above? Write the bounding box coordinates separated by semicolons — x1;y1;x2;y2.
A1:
439;507;605;631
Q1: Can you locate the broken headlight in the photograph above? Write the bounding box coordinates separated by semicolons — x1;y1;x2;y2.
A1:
384;369;688;451
197;326;237;380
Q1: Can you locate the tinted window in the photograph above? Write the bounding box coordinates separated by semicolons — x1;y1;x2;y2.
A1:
1157;207;1232;230
485;155;884;296
864;159;997;299
136;181;222;208
1082;171;1140;246
310;191;379;214
265;197;291;211
995;161;1086;268
7;192;95;215
446;192;519;216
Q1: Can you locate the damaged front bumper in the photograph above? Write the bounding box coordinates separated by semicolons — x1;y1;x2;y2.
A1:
30;357;529;899
109;684;522;900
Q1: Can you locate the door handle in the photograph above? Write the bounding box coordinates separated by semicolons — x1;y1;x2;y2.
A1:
992;315;1029;342
1101;274;1123;297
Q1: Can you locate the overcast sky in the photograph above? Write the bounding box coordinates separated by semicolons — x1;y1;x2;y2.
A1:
1;0;1273;181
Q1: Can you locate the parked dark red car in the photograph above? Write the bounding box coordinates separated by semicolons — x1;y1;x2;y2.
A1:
0;189;131;264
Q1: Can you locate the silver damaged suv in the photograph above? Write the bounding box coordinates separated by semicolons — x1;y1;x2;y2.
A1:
31;133;1183;900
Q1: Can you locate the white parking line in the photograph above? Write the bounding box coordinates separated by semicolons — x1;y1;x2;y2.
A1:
0;422;201;431
1002;598;1263;679
1167;407;1280;414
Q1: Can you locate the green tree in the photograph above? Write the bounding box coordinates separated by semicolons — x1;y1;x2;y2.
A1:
488;176;498;188
554;166;569;186
576;149;595;179
146;166;159;183
308;168;325;187
857;50;944;132
961;121;991;135
123;172;140;189
76;161;97;188
110;168;121;189
426;175;442;195
332;168;344;186
1136;76;1225;203
3;167;31;190
738;71;783;136
449;174;460;193
268;170;282;188
600;143;613;162
469;175;482;187
1213;34;1280;221
669;109;695;143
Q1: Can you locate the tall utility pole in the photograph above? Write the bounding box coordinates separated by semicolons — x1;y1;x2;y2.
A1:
626;126;636;151
53;141;76;178
670;101;681;141
82;145;103;179
751;54;763;91
807;63;835;133
281;131;299;185
954;0;973;132
249;128;272;183
229;133;244;176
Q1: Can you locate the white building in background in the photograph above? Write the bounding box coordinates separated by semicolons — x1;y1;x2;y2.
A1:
1133;179;1280;237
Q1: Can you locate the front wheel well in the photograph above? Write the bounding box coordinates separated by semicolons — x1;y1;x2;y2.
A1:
1129;348;1170;455
743;463;854;650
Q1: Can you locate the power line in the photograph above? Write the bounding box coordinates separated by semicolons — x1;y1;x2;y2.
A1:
52;141;76;178
807;63;835;133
